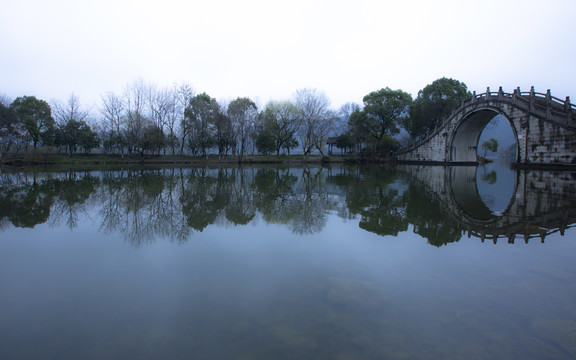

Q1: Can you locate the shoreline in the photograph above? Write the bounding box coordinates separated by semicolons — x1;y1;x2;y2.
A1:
3;153;573;170
0;153;361;167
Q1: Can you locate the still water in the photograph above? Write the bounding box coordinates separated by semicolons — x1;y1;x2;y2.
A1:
0;164;575;359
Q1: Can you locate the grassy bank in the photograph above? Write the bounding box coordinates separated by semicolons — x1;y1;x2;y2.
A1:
0;152;359;167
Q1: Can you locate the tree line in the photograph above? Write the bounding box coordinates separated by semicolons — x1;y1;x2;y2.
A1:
0;77;470;160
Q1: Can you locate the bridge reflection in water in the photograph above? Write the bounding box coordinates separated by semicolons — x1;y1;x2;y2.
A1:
0;166;574;246
398;164;576;244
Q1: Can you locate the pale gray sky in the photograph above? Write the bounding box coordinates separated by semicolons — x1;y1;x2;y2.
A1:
1;0;575;109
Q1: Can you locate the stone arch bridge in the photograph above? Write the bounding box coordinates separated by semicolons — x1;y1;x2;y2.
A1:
397;87;576;165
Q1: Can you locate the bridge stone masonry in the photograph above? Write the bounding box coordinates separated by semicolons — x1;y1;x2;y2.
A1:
396;87;576;166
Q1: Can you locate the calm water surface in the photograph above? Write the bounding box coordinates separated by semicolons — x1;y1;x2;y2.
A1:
0;164;575;359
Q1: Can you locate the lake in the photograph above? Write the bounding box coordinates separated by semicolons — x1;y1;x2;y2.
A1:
1;164;575;359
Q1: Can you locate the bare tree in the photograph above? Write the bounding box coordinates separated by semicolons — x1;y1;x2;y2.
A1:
52;93;90;126
100;91;126;156
163;84;187;155
124;79;149;154
0;95;18;156
338;102;361;134
149;84;179;132
295;88;334;156
148;85;174;154
0;94;12;107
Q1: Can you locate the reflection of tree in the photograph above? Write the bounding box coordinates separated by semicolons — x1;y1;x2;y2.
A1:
358;188;407;236
7;183;53;228
225;168;256;225
253;167;333;235
481;171;497;184
49;171;99;229
328;167;464;245
180;167;255;229
3;167;394;239
99;168;191;246
253;167;298;225
290;168;333;235
0;171;100;231
161;168;192;243
478;169;497;208
0;173;54;228
180;168;225;231
330;167;409;236
99;170;170;245
405;183;462;246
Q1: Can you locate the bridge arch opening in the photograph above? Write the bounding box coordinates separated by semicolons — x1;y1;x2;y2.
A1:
478;115;517;162
449;110;518;163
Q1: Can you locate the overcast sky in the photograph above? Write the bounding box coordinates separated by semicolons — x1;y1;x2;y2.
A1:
1;0;575;109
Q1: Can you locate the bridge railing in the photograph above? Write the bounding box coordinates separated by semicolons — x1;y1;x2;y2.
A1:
471;87;575;113
397;86;575;155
